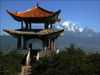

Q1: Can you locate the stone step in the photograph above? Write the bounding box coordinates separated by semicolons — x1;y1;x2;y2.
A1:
21;65;32;75
27;58;31;65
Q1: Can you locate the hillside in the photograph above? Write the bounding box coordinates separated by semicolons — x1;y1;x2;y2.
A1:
0;35;17;53
0;35;43;53
0;34;100;53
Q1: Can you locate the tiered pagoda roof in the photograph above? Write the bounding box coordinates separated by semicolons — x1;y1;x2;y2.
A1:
7;3;61;23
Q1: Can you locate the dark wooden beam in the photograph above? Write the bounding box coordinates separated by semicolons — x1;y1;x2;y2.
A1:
47;21;49;29
23;36;26;49
29;22;31;29
29;44;32;50
43;37;46;50
21;21;23;29
45;22;47;29
46;39;49;48
17;36;21;49
25;22;28;29
45;21;49;29
50;23;52;29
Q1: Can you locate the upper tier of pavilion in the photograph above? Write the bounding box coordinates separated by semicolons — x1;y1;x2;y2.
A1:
7;3;61;23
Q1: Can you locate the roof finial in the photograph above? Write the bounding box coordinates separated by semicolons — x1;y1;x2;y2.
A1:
37;2;39;7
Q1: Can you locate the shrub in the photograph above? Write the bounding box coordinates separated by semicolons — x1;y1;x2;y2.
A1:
31;43;100;75
0;51;3;58
4;50;24;64
0;50;24;75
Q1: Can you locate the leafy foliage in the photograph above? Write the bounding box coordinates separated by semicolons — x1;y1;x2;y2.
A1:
31;43;100;75
0;50;24;75
4;50;24;64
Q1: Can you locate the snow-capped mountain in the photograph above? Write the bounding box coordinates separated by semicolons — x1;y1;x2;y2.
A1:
52;21;100;52
53;21;100;38
55;21;83;33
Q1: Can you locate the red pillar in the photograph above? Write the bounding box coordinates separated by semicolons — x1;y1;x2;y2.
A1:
50;38;53;50
17;36;21;49
50;38;55;51
23;36;26;49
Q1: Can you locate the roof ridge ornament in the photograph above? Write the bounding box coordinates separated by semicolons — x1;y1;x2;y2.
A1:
6;9;8;12
37;2;39;7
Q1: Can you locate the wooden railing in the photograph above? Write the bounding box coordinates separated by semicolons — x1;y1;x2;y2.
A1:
26;48;30;65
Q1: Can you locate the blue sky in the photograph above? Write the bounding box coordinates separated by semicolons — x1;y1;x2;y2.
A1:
1;1;100;35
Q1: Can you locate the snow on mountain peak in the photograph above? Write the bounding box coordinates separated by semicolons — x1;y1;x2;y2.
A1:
55;21;99;35
56;21;83;32
78;27;83;32
62;21;75;27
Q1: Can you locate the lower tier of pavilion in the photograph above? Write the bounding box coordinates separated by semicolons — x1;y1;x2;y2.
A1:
3;29;64;51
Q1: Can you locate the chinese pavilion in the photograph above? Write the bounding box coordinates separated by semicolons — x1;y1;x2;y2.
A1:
3;3;64;51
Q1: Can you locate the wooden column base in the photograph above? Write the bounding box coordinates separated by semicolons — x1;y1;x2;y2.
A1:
47;39;49;48
23;36;26;49
29;44;32;50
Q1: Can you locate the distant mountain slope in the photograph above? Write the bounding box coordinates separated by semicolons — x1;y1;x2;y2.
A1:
0;35;17;52
0;35;43;52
